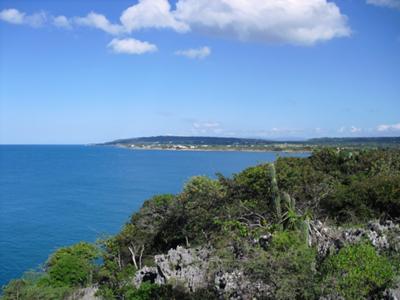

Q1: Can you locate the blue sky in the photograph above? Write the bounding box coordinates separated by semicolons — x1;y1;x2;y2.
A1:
0;0;399;144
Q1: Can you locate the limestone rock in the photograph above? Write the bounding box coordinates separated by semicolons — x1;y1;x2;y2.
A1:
134;246;210;292
133;266;165;287
214;270;272;300
310;220;400;259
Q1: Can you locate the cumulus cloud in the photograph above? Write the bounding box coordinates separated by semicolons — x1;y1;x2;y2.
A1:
0;8;46;27
366;0;400;9
120;0;189;33
74;12;124;35
174;0;351;45
377;123;400;132
0;8;25;24
175;46;211;59
108;38;157;54
53;15;71;29
1;0;353;54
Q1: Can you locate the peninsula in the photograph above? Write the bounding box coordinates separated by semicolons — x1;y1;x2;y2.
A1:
100;136;400;152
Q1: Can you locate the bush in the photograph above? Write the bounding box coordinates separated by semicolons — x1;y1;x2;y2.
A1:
323;175;400;222
320;242;395;299
245;231;317;299
45;242;99;287
1;272;71;300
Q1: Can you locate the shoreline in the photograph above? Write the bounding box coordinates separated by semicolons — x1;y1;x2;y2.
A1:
108;144;312;154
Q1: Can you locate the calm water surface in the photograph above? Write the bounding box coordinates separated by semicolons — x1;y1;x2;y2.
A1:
0;145;308;286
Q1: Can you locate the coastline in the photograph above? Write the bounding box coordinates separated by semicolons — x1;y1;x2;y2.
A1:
109;144;312;154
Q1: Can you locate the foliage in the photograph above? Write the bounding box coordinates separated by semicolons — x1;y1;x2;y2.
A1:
245;231;317;299
1;272;71;300
320;242;395;299
44;242;99;287
120;282;216;300
323;175;400;222
1;243;99;300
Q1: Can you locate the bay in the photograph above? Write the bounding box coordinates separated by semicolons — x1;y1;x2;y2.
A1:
0;145;308;286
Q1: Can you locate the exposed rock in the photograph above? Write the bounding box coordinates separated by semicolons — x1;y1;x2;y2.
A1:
134;246;210;292
384;284;400;300
310;220;400;259
214;270;272;300
155;246;210;292
133;266;165;287
132;220;399;299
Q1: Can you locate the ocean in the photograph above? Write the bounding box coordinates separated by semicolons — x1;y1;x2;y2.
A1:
0;145;308;286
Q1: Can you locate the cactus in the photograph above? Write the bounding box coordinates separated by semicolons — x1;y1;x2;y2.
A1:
299;216;311;247
269;163;282;222
282;192;295;211
275;176;312;247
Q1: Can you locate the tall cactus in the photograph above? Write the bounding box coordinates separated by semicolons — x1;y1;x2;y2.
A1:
269;163;282;222
284;194;312;246
282;192;295;211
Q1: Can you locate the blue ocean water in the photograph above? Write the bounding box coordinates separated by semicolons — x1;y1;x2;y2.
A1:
0;145;308;286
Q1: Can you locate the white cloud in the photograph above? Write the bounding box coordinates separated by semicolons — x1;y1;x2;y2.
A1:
0;8;25;24
0;8;46;27
175;46;211;59
108;38;158;54
1;0;352;52
74;12;124;35
350;126;362;133
193;122;220;129
53;15;71;29
366;0;400;9
337;126;363;134
174;0;351;45
314;127;323;133
377;123;400;132
192;121;222;134
121;0;189;33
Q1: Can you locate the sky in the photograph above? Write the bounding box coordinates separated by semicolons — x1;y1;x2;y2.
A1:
0;0;399;144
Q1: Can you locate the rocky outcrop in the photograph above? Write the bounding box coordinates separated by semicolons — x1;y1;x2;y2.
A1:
133;266;165;287
132;220;399;299
310;220;400;259
384;283;400;300
134;246;211;292
214;270;272;300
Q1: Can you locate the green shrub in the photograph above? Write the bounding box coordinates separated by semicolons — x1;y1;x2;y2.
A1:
45;242;99;287
323;175;400;222
1;273;71;300
122;282;215;300
245;231;317;299
320;242;395;299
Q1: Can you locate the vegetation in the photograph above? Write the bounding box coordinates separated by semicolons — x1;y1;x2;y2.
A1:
2;148;400;299
320;242;395;299
103;135;400;152
1;242;99;300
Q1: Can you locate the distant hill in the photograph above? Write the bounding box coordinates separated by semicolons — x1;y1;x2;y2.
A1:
102;136;400;147
103;136;276;146
307;137;400;146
